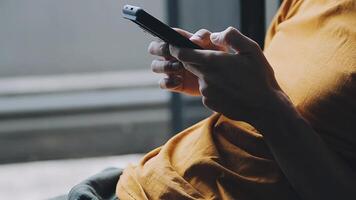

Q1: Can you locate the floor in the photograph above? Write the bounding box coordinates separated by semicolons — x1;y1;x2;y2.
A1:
0;154;143;200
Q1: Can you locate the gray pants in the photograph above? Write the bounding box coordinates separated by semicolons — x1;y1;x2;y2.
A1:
50;168;122;200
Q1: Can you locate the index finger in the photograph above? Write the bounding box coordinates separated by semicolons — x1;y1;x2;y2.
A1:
147;29;193;58
169;45;221;65
173;28;193;38
148;41;171;58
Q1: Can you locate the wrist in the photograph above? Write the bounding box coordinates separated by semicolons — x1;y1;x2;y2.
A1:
249;90;298;130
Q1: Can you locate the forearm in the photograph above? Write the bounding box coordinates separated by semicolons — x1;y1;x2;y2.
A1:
252;91;356;200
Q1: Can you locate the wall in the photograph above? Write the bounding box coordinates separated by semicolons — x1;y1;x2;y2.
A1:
0;0;164;77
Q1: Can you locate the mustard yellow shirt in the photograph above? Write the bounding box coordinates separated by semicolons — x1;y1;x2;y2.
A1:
117;0;356;199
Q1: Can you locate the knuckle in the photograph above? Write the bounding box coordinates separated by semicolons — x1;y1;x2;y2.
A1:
163;61;171;72
226;26;236;32
224;27;237;43
197;28;209;33
196;29;210;37
148;41;167;56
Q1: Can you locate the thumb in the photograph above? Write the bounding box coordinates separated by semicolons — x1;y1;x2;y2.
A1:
210;27;259;53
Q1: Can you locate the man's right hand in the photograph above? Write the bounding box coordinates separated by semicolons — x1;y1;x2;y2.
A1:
148;28;223;96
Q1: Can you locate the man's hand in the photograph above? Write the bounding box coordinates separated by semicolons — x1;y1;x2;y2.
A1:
168;27;285;124
148;28;224;96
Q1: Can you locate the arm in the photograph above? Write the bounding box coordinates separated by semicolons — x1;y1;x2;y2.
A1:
253;91;356;200
166;27;356;200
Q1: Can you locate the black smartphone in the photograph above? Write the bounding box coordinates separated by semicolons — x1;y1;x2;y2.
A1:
122;5;202;49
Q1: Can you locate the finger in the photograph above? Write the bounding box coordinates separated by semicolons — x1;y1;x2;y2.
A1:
189;29;226;51
210;26;259;53
148;41;171;57
158;76;182;90
190;29;211;47
169;45;218;65
151;60;183;74
173;28;194;38
182;63;205;79
169;46;226;76
173;28;212;50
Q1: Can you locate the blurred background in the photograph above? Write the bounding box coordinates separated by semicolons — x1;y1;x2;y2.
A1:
0;0;280;199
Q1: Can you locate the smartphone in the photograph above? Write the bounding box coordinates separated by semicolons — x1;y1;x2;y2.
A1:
122;5;202;49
